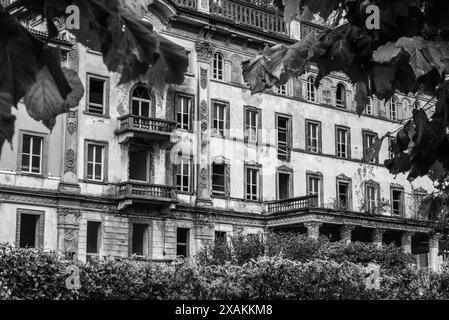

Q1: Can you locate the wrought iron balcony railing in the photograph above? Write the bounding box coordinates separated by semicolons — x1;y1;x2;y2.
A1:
266;195;318;214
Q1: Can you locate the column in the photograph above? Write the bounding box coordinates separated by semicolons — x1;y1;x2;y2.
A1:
340;225;355;244
194;218;214;255
429;233;442;272
57;208;81;259
371;229;385;248
401;231;413;254
195;41;215;207
304;221;322;240
197;0;209;13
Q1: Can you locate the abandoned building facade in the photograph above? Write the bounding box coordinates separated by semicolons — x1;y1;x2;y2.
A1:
0;0;442;270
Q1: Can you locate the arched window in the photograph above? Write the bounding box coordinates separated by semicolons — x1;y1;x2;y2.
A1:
213;52;224;80
336;83;346;108
131;86;152;117
307;76;316;102
386;97;398;120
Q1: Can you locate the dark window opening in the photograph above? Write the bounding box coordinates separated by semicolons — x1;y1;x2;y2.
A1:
132;224;147;256
392;189;404;216
88;77;106;114
176;228;189;257
129;147;148;182
337;182;350;210
86;221;101;255
131;87;151;117
277;116;290;161
215;231;227;245
212;163;226;196
19;214;40;248
278;173;290;200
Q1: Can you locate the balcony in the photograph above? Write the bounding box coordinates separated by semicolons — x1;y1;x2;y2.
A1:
266;195;318;214
117;115;177;144
172;0;287;37
117;182;176;210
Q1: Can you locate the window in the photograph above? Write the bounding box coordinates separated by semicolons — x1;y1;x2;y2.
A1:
215;231;227;245
16;210;44;249
306;120;321;153
86;221;101;257
278;172;291;200
337;180;351;210
21;135;43;174
307;174;322;205
86;142;106;182
176;228;189;257
131;86;151;117
391;187;404;216
244;107;259;143
212;101;228;137
245;167;260;201
336;127;350;158
277;115;291;161
365;97;373;115
365;183;378;214
336;83;346;108
129;147;149;182
387;97;398;120
176;95;193;131
176;158;192;193
212;163;227;196
87;75;107;115
131;224;148;256
213;52;224;80
363;131;378;163
277;84;287;95
388;137;396;159
307;76;316;102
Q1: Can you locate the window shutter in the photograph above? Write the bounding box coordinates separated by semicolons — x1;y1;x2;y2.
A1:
37;214;45;249
226;103;230;136
257;109;262;144
15;212;21;248
212;102;217;133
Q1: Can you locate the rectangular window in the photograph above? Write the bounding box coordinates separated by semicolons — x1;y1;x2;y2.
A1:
391;188;404;216
212;163;226;196
365;98;373;115
132;224;148;256
363;131;378;163
278;172;291;200
87;75;107;115
215;231;227;245
86;143;105;181
306;120;321;153
176;95;192;131
176;158;192;193
212;101;228;137
86;221;101;256
307;174;322;204
277;115;291;161
388;137;395;159
129;147;149;182
277;84;286;95
176;228;189;257
366;184;378;214
245;167;259;201
16;210;44;249
244;107;259;143
337;180;351;210
21;135;43;174
336;127;350;158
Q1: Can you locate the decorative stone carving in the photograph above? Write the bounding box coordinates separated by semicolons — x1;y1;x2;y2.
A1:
195;41;214;62
58;208;81;225
57;208;81;256
66;111;77;135
322;89;332;104
340;225;355;242
401;231;413;246
371;228;385;243
304;221;322;239
64;149;77;174
200;68;208;89
429;233;442;248
199;168;208;189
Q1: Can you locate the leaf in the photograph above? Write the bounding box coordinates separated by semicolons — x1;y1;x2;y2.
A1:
362;135;386;163
118;0;153;18
428;160;446;181
23;67;83;131
384;153;412;175
0;92;15;153
372;65;396;99
354;81;369;115
242;34;315;93
372;42;403;64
